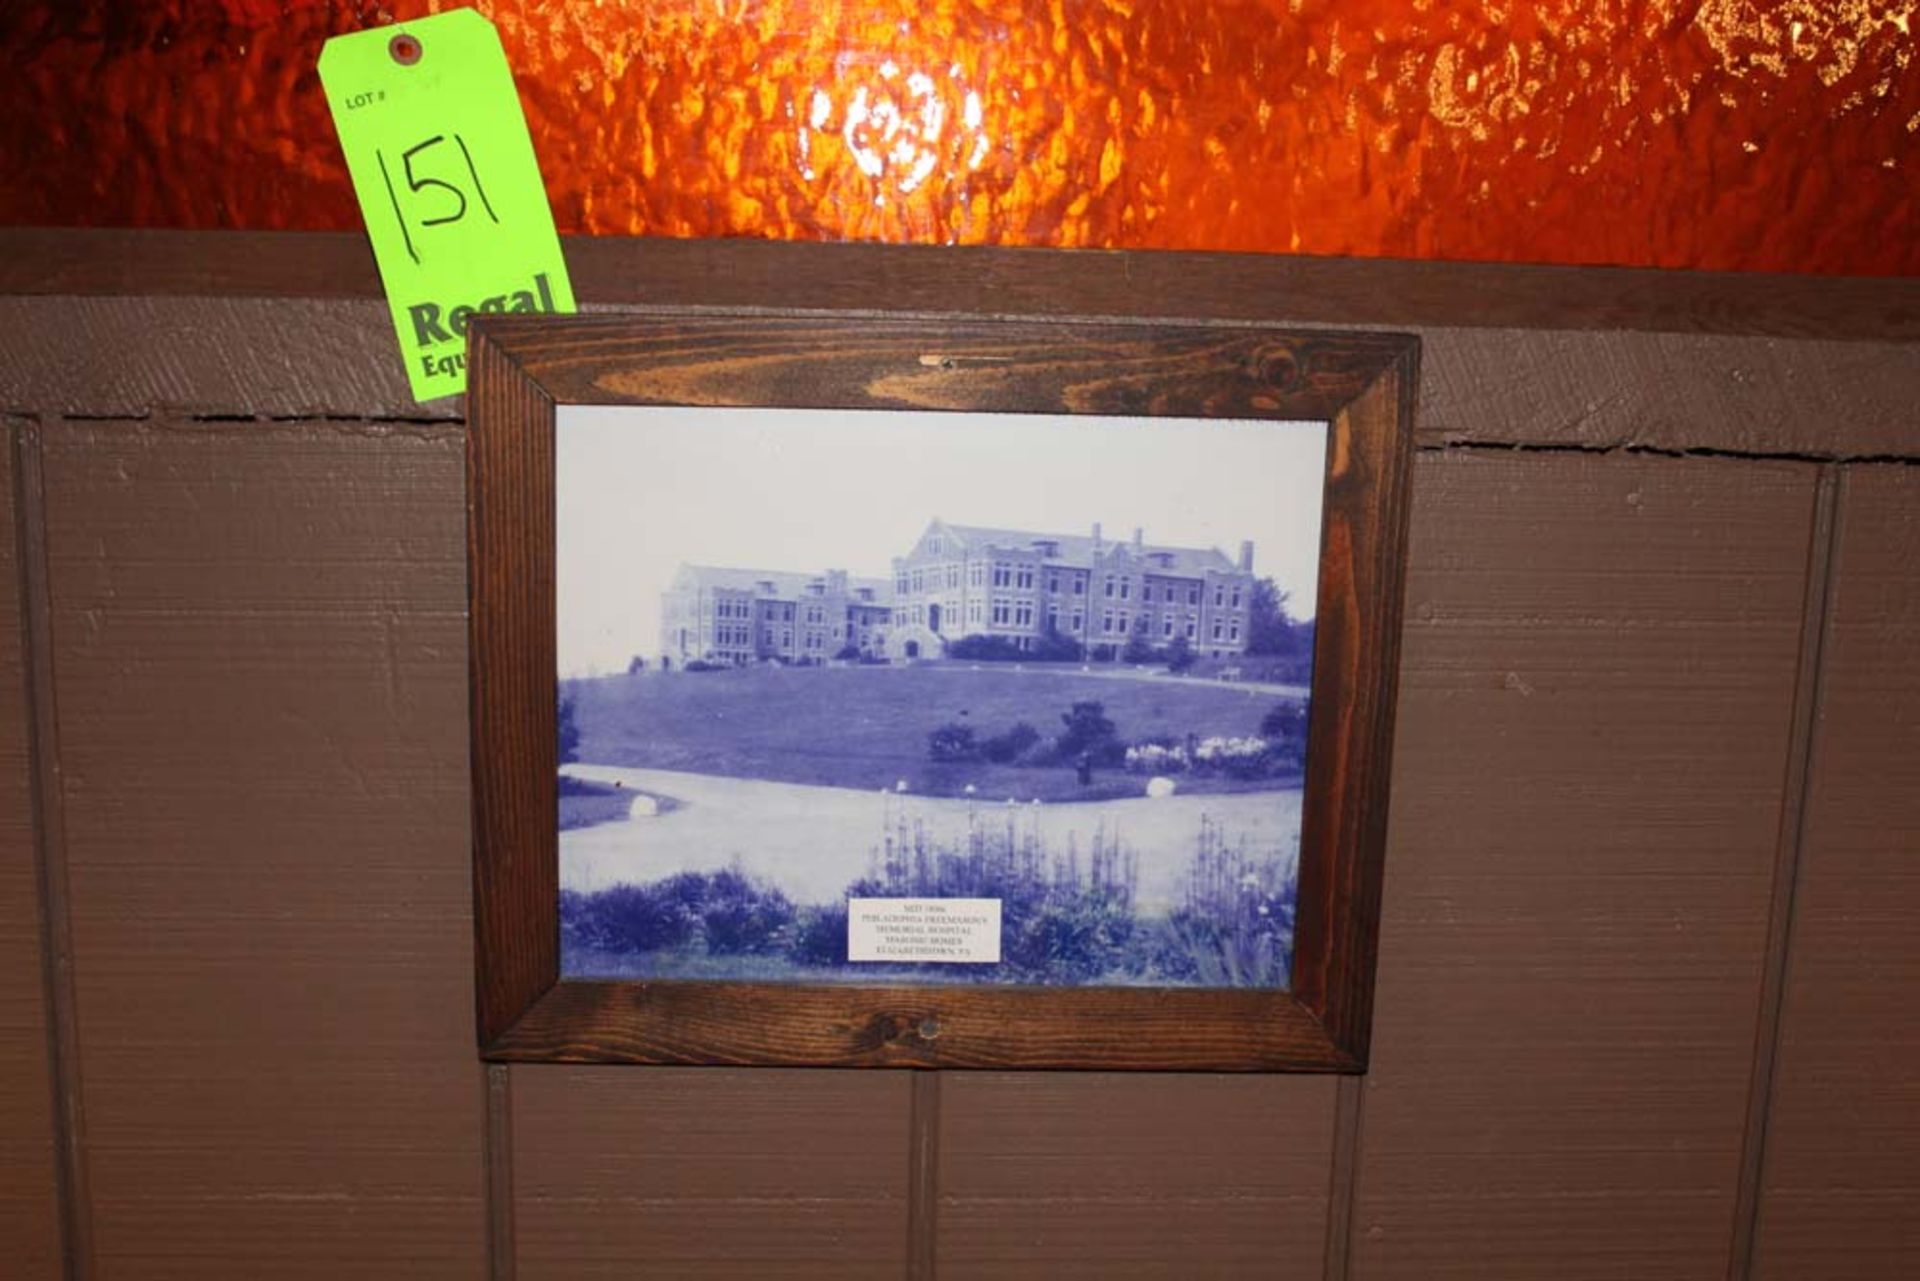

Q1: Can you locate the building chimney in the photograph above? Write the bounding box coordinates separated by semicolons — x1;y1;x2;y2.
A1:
1239;540;1255;572
1091;522;1103;554
1132;526;1144;551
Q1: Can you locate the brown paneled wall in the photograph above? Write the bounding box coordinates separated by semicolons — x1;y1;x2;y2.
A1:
3;233;1917;1278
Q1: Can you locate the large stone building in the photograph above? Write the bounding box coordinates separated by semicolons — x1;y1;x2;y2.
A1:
887;519;1257;660
658;566;893;667
659;519;1258;667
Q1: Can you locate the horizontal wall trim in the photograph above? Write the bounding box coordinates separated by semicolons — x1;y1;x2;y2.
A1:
2;229;1917;343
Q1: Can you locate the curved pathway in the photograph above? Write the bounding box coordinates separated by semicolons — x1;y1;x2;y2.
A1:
561;763;1300;913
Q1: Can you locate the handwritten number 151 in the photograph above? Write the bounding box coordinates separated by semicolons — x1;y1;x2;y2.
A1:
377;133;500;264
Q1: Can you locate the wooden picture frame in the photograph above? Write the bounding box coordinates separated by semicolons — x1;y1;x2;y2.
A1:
468;311;1417;1071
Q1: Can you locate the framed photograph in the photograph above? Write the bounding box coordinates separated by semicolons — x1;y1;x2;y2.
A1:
469;311;1416;1071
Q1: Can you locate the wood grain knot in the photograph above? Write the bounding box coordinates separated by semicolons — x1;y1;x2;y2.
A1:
1250;344;1304;394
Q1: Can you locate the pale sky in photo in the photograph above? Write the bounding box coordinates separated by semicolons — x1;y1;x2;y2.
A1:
556;405;1329;676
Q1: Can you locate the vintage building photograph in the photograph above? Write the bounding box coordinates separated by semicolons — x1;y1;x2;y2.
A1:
555;404;1328;987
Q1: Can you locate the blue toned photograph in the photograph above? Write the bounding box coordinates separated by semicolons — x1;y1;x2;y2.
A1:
555;406;1326;988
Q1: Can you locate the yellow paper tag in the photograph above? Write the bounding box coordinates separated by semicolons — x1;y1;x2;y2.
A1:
319;9;574;402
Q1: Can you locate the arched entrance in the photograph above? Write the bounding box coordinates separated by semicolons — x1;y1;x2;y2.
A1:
905;640;921;659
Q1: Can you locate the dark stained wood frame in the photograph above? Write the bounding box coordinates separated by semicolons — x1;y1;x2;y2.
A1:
468;310;1417;1070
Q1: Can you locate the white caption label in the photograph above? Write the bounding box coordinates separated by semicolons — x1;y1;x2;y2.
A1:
847;898;1002;964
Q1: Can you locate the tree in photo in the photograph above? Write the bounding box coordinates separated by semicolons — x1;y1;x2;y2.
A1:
1057;700;1122;766
557;687;581;766
1246;579;1295;656
1247;577;1316;680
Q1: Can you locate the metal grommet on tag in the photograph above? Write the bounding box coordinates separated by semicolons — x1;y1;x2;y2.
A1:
389;33;422;66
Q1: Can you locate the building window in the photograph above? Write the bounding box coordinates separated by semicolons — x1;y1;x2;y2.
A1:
993;564;1011;588
1231;587;1243;609
911;570;925;593
969;602;983;624
1212;620;1224;641
1016;603;1034;626
1214;586;1225;608
970;564;985;587
1048;572;1060;593
1072;610;1085;631
1101;611;1114;634
1162;616;1175;638
782;630;793;647
992;600;1010;625
1120;580;1131;600
1103;577;1115;598
947;566;960;589
1186;616;1198;638
897;575;909;595
928;537;942;554
1229;620;1241;642
1117;611;1129;634
1073;576;1085;596
1017;567;1034;590
1047;605;1060;631
1188;586;1200;605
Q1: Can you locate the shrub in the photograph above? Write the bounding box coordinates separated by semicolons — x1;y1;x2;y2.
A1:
699;868;797;954
1259;702;1310;772
1054;700;1123;765
947;634;1026;661
980;721;1040;764
561;868;797;957
946;632;1084;662
790;899;854;966
833;643;862;661
1165;634;1196;672
928;721;979;762
683;659;721;672
1121;628;1157;664
1260;701;1308;740
1192;734;1277;780
562;878;700;953
1124;741;1189;774
1152;817;1297;987
1031;630;1084;662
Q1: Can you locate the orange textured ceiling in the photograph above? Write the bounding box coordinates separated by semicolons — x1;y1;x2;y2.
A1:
2;1;1915;274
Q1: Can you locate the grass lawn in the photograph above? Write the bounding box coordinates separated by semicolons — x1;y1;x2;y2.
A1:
558;776;677;831
568;663;1301;801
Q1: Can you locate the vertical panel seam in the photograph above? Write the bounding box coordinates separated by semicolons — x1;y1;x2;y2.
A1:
11;418;95;1280
1726;463;1843;1281
906;1072;942;1281
485;1064;516;1281
1322;1074;1366;1281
